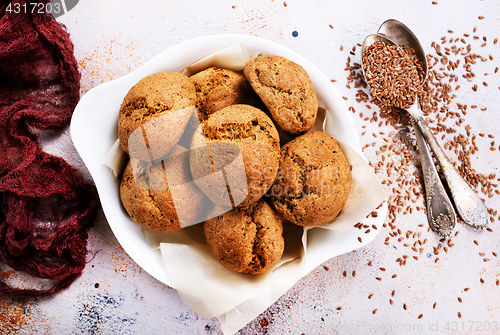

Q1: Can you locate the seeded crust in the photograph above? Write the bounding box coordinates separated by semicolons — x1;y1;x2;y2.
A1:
204;199;284;274
270;131;351;226
120;145;205;232
190;104;280;207
118;71;196;161
189;67;259;124
244;54;318;135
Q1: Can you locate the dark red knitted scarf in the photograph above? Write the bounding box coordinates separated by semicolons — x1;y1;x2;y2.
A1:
0;1;98;296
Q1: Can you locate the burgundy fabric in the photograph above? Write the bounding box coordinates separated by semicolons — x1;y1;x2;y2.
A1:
0;1;98;296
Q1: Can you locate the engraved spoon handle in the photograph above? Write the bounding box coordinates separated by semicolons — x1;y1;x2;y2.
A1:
413;119;456;238
407;103;488;229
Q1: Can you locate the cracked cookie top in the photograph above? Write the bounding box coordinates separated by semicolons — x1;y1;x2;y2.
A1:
118;71;196;161
120;145;206;232
190;104;280;207
204;199;284;274
244;54;318;135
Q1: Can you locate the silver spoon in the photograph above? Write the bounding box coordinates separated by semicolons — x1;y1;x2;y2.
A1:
361;33;456;238
377;19;488;231
361;22;488;233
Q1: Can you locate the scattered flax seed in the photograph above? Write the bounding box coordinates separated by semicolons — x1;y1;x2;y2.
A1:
368;294;374;299
474;240;479;245
391;290;396;296
390;299;394;305
480;278;485;284
435;257;440;263
283;2;287;7
496;279;499;286
433;302;437;309
352;271;357;277
368;261;373;266
358;237;363;243
495;38;498;44
478;16;484;20
432;1;438;4
373;309;377;314
458;297;463;303
337;306;342;310
380;267;386;271
323;266;329;271
392;274;397;278
376;277;382;281
464;288;470;292
403;303;407;310
458;312;462;318
418;314;423;319
329;24;333;29
343;270;347;277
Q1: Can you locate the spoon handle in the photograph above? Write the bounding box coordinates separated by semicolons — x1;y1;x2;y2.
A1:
413;121;456;237
407;104;488;229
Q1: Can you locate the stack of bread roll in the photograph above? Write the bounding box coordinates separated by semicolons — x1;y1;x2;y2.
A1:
118;54;351;274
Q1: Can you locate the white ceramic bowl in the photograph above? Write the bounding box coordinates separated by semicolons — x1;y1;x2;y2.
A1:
71;34;387;286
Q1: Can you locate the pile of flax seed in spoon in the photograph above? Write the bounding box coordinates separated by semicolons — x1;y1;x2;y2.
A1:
362;41;425;109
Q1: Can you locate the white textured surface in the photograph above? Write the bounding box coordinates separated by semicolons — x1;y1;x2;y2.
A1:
1;0;500;334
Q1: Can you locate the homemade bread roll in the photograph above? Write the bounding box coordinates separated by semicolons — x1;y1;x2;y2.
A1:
118;71;196;161
204;199;284;274
244;54;318;135
270;131;351;226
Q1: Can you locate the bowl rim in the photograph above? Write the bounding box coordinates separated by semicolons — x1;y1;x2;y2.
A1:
70;33;387;287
